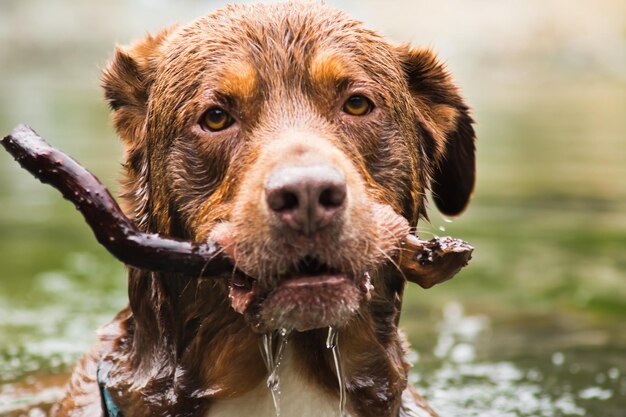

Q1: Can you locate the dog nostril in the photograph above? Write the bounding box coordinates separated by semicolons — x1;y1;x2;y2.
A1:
319;186;346;209
268;189;299;212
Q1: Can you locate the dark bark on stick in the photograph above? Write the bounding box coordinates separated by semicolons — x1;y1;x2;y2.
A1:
1;124;472;285
399;234;473;288
1;124;233;278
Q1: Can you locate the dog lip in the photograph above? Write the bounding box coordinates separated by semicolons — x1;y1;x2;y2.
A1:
276;273;348;288
231;272;255;290
228;272;258;315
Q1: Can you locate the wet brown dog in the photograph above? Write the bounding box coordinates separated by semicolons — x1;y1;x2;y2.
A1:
54;3;475;417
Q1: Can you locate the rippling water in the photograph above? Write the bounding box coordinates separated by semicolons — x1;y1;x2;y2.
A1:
408;303;626;417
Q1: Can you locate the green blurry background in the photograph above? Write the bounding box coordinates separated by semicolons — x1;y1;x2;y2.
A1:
0;1;624;416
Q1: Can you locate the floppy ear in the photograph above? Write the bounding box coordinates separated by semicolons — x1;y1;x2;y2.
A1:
401;48;476;217
101;27;175;146
101;27;175;229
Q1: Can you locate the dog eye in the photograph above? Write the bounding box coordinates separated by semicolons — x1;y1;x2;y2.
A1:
343;95;373;116
200;108;234;132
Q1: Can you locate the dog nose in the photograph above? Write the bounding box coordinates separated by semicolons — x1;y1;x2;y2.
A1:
265;165;347;234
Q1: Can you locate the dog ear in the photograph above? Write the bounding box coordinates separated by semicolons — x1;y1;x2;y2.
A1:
101;27;175;230
101;27;175;146
401;48;476;217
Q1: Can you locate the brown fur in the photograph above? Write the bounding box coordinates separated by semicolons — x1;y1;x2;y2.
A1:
53;3;475;417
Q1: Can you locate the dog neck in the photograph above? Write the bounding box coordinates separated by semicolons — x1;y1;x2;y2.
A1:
208;346;341;417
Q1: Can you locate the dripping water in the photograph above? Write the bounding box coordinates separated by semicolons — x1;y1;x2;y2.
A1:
326;326;346;417
260;328;290;416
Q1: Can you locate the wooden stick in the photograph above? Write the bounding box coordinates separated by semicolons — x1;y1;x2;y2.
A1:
1;124;232;277
399;234;473;288
1;124;472;286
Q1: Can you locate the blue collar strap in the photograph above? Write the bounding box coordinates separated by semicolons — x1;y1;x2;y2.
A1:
97;359;124;417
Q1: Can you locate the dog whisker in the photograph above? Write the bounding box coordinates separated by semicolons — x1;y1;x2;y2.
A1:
374;245;408;283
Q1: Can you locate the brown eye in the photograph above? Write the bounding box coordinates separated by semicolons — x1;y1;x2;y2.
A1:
343;95;373;116
201;108;234;132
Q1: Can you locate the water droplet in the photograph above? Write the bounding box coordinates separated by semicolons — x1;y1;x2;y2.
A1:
438;226;446;232
326;326;346;417
578;386;613;400
259;329;290;417
450;343;476;363
552;352;565;366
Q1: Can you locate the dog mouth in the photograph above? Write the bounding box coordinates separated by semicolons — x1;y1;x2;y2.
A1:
228;257;371;332
213;202;410;332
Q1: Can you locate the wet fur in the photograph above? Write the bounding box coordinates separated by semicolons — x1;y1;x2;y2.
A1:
53;3;475;417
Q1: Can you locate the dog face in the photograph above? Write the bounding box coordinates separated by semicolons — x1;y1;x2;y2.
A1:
102;2;475;333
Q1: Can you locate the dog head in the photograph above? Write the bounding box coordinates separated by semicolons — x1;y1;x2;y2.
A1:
102;2;475;334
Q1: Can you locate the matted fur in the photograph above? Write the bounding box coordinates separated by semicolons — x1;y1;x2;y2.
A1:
53;3;475;417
